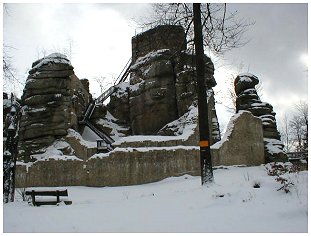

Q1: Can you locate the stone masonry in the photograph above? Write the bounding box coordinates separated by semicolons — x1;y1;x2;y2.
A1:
211;111;265;166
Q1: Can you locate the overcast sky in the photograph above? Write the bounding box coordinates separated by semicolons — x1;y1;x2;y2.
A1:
3;3;308;131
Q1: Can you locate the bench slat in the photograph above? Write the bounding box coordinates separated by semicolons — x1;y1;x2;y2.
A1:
35;201;59;206
25;190;68;197
34;200;72;206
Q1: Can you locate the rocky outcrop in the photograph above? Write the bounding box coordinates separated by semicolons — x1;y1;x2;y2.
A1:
234;73;286;162
18;53;90;162
80;78;92;101
105;25;221;140
129;49;179;135
107;82;130;126
131;25;186;62
174;50;216;117
94;83;131;139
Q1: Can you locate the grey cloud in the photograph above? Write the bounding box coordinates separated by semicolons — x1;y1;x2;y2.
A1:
223;3;307;114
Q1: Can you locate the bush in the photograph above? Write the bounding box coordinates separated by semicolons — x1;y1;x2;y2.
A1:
265;162;299;193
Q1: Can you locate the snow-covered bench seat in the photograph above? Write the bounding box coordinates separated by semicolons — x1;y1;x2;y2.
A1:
25;189;72;206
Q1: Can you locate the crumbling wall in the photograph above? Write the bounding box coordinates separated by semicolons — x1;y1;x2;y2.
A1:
16;111;265;188
15;147;200;188
211;111;265;166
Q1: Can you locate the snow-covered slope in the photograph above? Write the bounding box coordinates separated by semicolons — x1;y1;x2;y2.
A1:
4;165;307;233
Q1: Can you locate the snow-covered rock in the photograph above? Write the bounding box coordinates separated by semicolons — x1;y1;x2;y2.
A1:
234;73;286;162
18;53;91;162
102;25;220;138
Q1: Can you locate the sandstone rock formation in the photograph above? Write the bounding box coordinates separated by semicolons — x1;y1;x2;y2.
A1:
234;73;286;162
129;49;179;135
106;25;221;142
131;25;186;62
18;53;91;162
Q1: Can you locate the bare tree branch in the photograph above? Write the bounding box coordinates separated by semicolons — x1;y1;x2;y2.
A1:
135;3;254;55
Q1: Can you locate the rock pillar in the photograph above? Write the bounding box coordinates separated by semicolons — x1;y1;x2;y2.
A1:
234;73;287;162
18;53;90;162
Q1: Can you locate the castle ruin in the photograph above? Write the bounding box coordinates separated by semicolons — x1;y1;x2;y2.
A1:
10;25;284;188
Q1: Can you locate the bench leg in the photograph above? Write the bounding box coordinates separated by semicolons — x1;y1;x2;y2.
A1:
31;191;36;206
56;190;60;203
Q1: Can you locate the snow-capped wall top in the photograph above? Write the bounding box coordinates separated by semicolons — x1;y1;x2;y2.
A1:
212;110;250;149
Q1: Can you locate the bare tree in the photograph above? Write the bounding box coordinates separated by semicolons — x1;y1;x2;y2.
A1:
280;113;294;152
290;115;304;152
136;3;254;54
58;37;75;61
3;45;25;94
216;73;263;113
36;37;75;61
292;100;308;152
94;76;107;94
279;101;308;153
3;5;25;94
65;37;74;61
36;46;47;59
3;46;16;81
93;76;115;96
295;100;308;130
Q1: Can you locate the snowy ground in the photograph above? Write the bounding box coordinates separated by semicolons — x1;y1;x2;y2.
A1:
4;165;308;233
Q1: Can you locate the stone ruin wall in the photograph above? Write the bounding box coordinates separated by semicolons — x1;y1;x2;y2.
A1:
211;111;265;166
16;109;266;188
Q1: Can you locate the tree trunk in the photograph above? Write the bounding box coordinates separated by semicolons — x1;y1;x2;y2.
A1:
193;3;214;185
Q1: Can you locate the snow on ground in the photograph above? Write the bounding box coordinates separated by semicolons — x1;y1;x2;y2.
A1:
4;165;307;233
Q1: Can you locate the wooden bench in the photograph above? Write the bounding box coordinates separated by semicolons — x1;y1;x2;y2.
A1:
25;189;72;206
